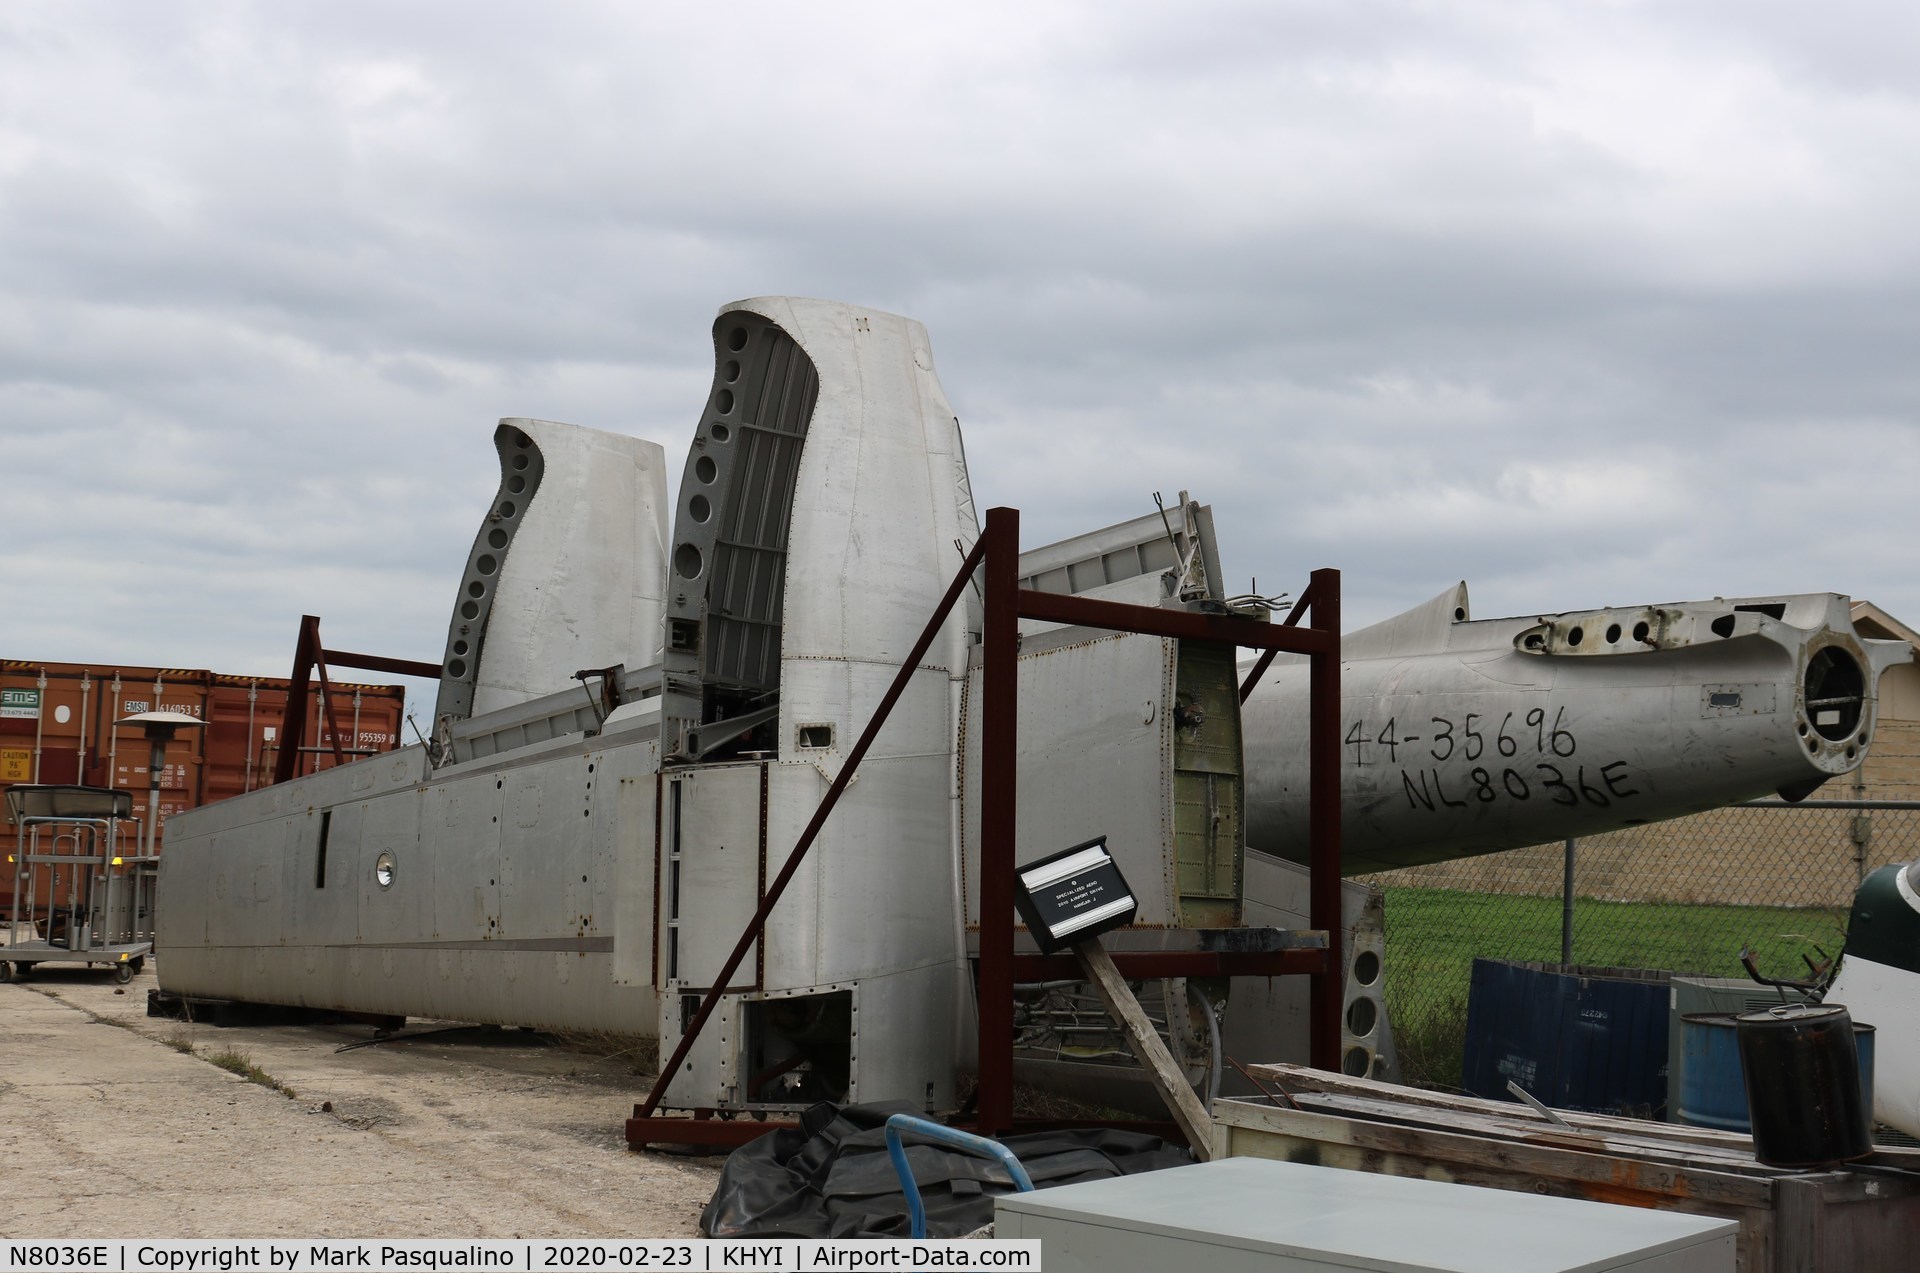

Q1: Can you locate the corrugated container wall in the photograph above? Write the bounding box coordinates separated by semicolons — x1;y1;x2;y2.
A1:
1;660;406;909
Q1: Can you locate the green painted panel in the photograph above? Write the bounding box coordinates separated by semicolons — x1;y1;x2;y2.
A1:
1173;641;1244;926
1845;861;1920;975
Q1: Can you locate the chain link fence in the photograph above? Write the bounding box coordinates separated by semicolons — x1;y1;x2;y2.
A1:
1357;800;1920;1089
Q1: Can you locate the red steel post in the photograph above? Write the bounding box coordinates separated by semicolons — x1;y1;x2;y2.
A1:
274;617;321;785
978;508;1020;1136
1307;568;1343;1071
313;646;347;770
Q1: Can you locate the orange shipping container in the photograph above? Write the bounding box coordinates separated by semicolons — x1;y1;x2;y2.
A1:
1;660;407;915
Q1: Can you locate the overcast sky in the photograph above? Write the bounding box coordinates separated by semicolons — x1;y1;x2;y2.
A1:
4;2;1916;721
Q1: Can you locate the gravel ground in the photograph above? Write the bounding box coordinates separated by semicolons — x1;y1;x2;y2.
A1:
0;961;723;1238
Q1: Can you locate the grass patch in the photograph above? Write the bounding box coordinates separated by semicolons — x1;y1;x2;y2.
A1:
1380;887;1848;1089
203;1046;298;1099
1389;990;1473;1093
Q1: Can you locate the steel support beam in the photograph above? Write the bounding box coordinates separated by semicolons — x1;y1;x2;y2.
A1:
977;508;1345;1127
1306;567;1342;1072
274;616;322;785
319;649;443;680
1010;948;1327;982
313;653;346;771
978;507;1021;1137
627;507;1344;1151
1019;590;1334;655
274;618;440;785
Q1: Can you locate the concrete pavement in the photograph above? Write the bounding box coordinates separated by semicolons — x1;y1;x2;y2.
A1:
0;963;719;1238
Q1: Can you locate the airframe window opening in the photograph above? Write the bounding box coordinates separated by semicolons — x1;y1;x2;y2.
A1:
315;809;331;889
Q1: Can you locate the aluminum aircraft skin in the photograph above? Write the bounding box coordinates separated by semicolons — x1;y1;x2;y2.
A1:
155;296;1912;1116
1243;585;1910;876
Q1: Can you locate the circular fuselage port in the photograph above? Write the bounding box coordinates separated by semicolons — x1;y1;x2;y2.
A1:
1803;647;1866;741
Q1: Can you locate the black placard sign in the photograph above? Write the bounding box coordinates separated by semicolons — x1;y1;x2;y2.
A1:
1013;835;1137;954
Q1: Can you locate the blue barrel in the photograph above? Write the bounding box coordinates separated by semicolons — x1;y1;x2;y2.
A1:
1677;1011;1876;1134
1677;1014;1749;1132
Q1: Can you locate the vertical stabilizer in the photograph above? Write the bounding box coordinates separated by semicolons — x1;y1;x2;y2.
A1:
435;418;668;723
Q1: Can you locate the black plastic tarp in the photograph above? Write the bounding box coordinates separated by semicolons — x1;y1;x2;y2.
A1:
699;1101;1193;1238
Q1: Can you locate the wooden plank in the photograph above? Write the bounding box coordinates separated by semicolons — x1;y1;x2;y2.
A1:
1073;940;1213;1160
1289;1092;1781;1176
1251;1062;1920;1177
1814;1174;1920;1271
1281;1092;1917;1196
1251;1062;1761;1153
1290;1092;1610;1153
1771;1176;1823;1273
1213;1098;1775;1207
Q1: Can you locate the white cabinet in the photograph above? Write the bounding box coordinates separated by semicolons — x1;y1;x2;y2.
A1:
994;1157;1736;1273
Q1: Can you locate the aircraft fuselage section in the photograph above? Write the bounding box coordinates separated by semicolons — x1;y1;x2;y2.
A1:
1245;592;1905;874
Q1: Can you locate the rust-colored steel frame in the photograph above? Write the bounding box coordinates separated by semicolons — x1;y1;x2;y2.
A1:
625;507;1343;1149
274;615;441;785
1007;948;1328;984
975;506;1341;1135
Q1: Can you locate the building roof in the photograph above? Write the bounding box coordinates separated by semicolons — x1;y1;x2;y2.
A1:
1852;600;1920;651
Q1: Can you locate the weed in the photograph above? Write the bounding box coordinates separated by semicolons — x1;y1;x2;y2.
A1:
205;1046;260;1078
1387;990;1472;1093
203;1046;297;1099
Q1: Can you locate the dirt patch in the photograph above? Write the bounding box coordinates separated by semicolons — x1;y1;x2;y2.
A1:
323;1093;408;1130
1;964;723;1237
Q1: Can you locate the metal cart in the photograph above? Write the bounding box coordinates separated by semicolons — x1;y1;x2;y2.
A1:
2;784;154;982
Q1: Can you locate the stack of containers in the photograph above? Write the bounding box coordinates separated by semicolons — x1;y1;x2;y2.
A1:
1;659;407;914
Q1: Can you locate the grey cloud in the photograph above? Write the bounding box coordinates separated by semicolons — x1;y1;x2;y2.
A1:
2;0;1916;699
